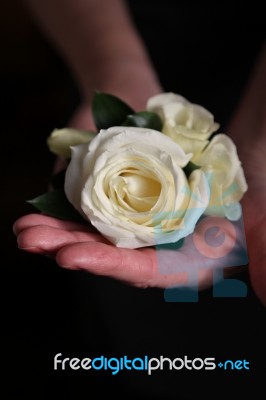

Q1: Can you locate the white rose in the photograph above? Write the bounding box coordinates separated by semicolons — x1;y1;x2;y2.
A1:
65;126;210;248
193;134;248;220
147;92;219;160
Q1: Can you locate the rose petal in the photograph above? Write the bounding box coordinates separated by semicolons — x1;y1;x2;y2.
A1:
65;126;210;248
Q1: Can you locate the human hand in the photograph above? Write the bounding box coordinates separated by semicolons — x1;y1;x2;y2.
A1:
226;130;266;306
13;103;266;304
14;213;237;291
12;87;257;300
221;45;266;306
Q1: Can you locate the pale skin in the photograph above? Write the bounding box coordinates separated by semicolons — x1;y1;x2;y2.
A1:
14;0;266;304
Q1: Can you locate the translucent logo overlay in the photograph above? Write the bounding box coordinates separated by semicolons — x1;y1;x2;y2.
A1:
154;210;248;302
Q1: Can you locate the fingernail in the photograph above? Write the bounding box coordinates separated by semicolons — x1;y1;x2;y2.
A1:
59;264;76;270
18;246;38;250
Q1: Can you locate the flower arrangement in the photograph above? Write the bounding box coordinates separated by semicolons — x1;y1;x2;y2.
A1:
28;92;248;249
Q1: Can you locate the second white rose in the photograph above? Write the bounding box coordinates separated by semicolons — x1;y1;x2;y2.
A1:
147;92;219;160
65;126;210;248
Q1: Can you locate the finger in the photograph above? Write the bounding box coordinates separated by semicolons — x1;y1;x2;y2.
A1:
55;242;201;289
17;225;108;254
13;213;93;235
56;242;157;287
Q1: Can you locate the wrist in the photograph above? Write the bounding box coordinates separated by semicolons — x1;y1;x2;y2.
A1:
85;59;162;110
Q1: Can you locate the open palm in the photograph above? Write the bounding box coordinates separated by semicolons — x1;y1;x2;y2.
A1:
13;159;266;305
13;64;266;305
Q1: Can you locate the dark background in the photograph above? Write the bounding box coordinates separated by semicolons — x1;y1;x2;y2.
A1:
2;1;266;398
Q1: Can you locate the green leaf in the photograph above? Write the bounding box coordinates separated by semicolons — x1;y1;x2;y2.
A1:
183;161;200;177
92;91;134;131
27;188;84;222
123;111;163;131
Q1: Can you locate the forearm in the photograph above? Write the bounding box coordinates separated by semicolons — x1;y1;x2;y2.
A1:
24;0;161;108
228;43;266;146
227;44;266;190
